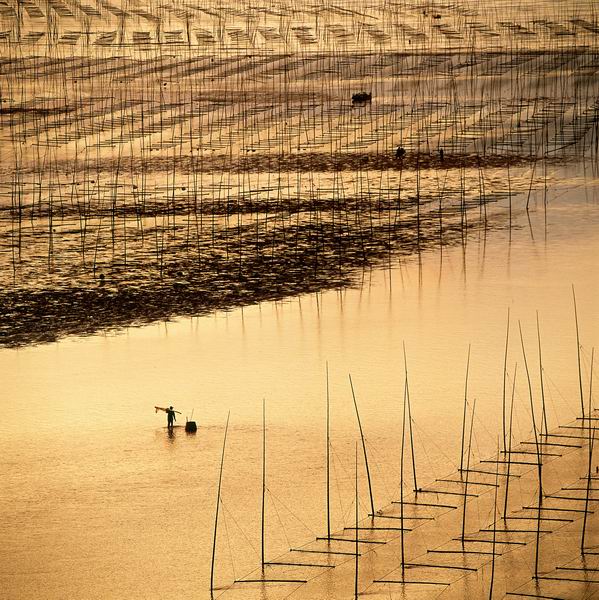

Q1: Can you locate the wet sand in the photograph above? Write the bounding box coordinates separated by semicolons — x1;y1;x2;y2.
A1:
6;151;543;176
0;169;502;348
2;36;598;348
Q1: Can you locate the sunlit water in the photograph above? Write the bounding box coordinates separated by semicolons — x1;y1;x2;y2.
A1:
1;162;598;599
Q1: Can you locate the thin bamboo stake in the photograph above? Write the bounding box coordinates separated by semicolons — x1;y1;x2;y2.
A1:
403;342;419;492
533;424;543;581
400;375;407;580
489;438;500;600
261;398;266;568
349;374;375;517
326;362;331;540
520;321;542;579
502;308;510;453
573;286;585;417
461;398;476;545
210;411;231;599
582;348;595;554
460;344;472;473
536;312;548;437
354;442;359;600
503;364;517;520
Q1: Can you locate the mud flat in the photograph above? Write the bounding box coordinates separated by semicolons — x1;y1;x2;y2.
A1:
1;0;598;347
0;157;510;347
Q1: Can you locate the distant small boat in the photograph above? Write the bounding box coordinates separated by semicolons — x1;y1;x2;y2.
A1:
352;92;372;104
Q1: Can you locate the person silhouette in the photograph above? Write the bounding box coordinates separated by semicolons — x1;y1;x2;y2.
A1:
167;406;177;429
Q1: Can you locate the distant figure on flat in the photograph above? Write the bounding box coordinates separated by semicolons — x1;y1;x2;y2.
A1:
155;405;181;429
167;406;176;429
352;91;372;105
396;146;406;159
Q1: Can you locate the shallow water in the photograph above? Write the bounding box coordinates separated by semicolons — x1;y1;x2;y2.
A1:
1;162;598;599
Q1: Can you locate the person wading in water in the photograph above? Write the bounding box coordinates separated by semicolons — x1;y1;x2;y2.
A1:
167;406;177;429
154;405;182;429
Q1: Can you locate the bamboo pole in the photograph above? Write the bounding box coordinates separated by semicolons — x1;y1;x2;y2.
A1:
461;398;476;545
489;439;500;599
210;411;230;599
582;348;595;554
503;363;517;520
537;312;549;437
573;286;585;418
326;362;331;540
502;308;510;453
354;442;359;600
400;375;407;580
519;321;542;579
349;374;375;517
261;398;266;569
403;342;419;492
460;344;472;473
